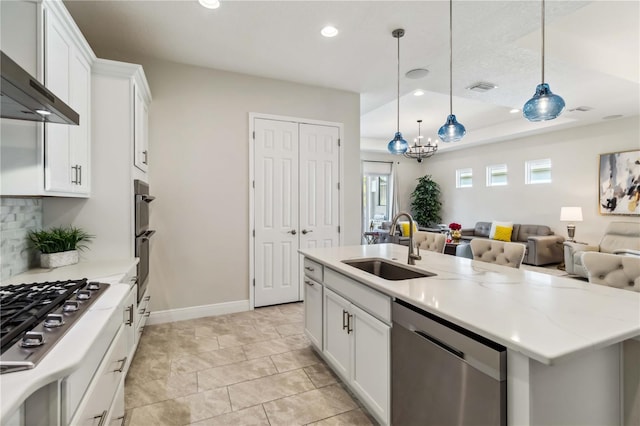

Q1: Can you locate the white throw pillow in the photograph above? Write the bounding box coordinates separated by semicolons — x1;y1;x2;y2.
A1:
489;221;513;238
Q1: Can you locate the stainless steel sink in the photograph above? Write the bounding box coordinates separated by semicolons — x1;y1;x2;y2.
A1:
342;258;436;281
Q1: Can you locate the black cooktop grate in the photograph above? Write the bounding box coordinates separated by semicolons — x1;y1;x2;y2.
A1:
0;279;88;354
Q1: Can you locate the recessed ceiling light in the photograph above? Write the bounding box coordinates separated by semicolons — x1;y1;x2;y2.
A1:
414;90;425;96
35;109;51;116
405;68;429;79
510;108;520;114
321;26;338;37
198;0;220;9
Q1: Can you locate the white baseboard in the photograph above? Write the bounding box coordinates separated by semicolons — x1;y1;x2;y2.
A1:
146;299;250;325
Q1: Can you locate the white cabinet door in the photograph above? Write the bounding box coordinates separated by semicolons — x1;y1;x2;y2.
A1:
323;288;351;380
351;303;390;424
303;277;323;349
44;8;72;192
68;50;91;194
134;83;149;172
122;285;137;373
43;3;91;195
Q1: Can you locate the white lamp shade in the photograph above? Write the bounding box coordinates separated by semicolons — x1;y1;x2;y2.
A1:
560;207;583;222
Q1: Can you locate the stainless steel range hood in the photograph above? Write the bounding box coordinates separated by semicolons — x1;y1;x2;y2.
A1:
1;51;79;125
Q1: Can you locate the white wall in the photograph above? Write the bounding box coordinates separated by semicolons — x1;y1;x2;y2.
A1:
91;55;360;313
421;116;639;244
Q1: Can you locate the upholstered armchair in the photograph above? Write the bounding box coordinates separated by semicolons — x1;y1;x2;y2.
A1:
564;222;640;278
581;252;640;292
413;231;446;253
469;239;527;269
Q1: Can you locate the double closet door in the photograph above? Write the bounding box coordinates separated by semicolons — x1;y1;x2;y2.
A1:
253;118;340;307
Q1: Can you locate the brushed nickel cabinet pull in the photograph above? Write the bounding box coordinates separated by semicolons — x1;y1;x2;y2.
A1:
113;356;127;373
94;410;108;426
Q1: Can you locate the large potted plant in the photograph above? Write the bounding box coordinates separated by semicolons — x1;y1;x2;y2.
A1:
410;175;442;227
28;226;94;268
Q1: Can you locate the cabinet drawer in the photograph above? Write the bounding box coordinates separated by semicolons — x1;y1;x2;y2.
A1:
303;258;323;282
324;268;391;324
70;325;127;425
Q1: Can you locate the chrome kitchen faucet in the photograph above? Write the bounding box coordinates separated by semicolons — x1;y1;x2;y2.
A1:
389;211;422;265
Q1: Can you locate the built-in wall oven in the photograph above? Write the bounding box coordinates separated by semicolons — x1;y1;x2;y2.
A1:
134;180;155;303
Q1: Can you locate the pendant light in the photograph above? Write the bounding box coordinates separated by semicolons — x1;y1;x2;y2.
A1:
404;120;438;163
523;0;565;121
388;29;409;155
438;0;466;143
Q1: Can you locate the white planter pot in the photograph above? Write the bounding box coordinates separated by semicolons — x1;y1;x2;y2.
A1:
40;250;79;268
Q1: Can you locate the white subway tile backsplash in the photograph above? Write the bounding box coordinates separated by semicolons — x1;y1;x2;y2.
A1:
1;198;42;281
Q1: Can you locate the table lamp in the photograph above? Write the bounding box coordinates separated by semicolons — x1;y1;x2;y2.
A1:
560;207;583;242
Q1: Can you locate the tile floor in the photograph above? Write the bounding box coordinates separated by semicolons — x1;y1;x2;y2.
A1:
125;303;376;425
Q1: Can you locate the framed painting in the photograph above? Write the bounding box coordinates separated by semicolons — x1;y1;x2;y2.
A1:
598;149;640;216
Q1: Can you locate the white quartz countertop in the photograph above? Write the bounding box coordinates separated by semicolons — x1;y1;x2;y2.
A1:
1;258;139;286
300;244;640;365
0;259;138;419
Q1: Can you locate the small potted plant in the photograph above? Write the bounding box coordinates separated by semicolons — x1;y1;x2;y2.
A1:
449;222;462;242
28;226;94;268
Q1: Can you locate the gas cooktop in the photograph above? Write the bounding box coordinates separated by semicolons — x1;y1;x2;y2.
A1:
0;278;109;374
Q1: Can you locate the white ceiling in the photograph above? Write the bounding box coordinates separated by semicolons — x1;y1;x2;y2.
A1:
64;0;639;153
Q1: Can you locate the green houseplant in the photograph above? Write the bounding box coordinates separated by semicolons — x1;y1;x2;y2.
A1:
28;226;94;268
410;175;442;227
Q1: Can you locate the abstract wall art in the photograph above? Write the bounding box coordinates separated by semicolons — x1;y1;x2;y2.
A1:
599;149;640;216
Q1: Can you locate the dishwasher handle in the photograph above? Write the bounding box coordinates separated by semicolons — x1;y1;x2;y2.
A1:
414;330;464;359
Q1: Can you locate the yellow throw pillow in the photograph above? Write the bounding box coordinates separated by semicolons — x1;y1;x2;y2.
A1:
493;225;513;242
400;222;418;236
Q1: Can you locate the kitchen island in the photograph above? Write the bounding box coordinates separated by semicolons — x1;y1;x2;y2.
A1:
300;244;640;425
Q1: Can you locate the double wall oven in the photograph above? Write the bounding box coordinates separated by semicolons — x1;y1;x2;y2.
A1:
134;180;155;303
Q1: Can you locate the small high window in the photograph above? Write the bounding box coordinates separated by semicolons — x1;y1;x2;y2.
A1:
525;159;552;184
456;168;473;188
486;164;508;187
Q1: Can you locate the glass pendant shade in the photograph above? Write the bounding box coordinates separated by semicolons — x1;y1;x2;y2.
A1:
438;114;466;142
388;132;409;154
523;83;565;121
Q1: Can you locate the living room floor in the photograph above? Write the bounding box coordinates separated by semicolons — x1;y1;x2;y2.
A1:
124;303;376;426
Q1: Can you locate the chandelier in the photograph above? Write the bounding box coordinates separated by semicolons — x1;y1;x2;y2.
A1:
404;120;438;163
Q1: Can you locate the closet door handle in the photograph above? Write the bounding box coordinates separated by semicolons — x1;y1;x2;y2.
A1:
288;229;297;235
302;229;313;235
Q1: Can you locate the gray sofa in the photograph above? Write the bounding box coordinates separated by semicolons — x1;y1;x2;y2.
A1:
461;221;564;266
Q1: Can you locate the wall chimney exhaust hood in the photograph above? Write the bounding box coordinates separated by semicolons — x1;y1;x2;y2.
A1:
1;51;79;125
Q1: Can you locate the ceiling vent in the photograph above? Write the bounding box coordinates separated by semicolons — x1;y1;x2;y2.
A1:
568;106;593;112
405;68;429;79
466;82;498;92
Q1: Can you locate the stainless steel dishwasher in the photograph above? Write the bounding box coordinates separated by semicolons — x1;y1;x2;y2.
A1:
392;299;506;426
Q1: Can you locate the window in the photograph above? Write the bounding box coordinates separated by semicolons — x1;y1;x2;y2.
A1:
362;161;393;233
456;168;473;188
486;164;508;186
525;158;552;184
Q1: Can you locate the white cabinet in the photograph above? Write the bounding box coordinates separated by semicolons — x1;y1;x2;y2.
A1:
70;325;127;425
304;277;323;350
303;258;323;350
122;284;137;373
134;82;150;172
44;60;152;261
322;284;390;425
135;287;151;347
43;2;92;195
323;288;351;379
0;0;94;197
